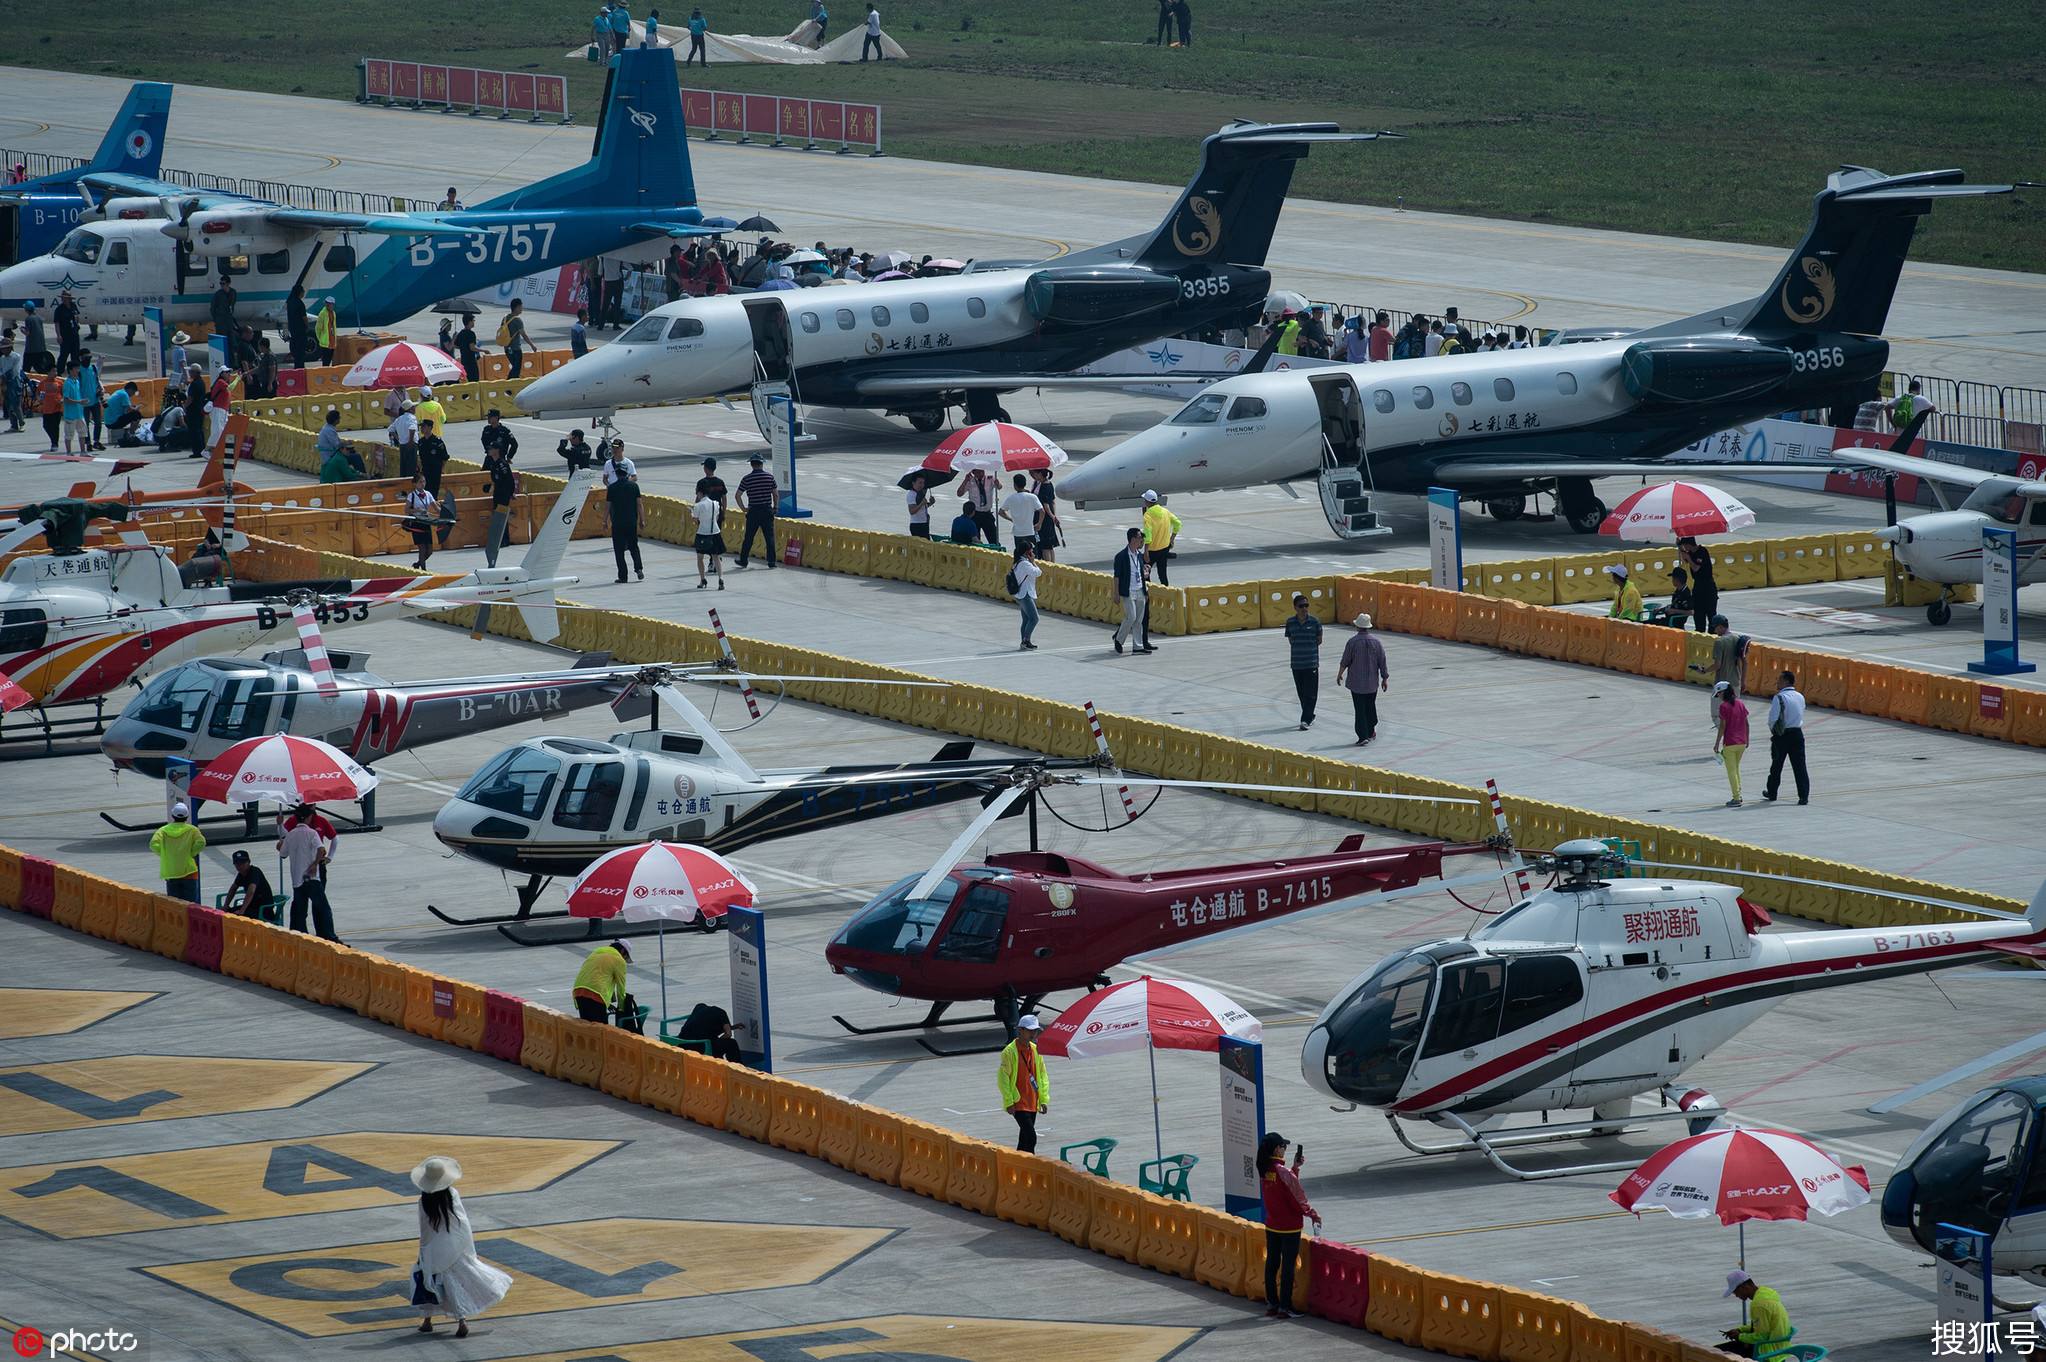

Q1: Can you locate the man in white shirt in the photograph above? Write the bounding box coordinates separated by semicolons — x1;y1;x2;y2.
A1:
1000;472;1044;558
387;402;419;480
1423;321;1444;358
693;493;726;590
1112;527;1151;655
601;442;639;485
860;2;885;59
278;819;340;941
1762;670;1810;805
1012;544;1042;650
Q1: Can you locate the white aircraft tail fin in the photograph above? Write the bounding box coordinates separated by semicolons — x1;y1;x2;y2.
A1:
508;466;601;643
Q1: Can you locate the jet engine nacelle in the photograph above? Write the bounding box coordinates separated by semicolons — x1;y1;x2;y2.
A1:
1023;267;1185;328
1620;339;1796;405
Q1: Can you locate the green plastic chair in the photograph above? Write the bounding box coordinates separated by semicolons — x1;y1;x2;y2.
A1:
1060;1138;1117;1177
1139;1154;1199;1201
215;891;286;925
1756;1332;1823;1362
658;1015;714;1052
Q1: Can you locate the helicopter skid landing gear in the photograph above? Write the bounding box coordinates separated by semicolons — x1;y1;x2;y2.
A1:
1385;1103;1726;1180
427;873;558;926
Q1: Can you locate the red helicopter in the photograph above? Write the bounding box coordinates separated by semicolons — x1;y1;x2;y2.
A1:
824;750;1508;1053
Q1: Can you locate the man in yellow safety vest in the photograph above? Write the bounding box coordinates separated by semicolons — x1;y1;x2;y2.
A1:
996;1013;1049;1152
1607;563;1643;622
1141;490;1181;586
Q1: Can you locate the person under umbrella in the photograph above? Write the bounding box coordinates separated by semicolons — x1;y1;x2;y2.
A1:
567;842;757;1029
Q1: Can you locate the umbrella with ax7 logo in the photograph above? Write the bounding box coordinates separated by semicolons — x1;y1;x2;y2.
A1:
568;842;759;1027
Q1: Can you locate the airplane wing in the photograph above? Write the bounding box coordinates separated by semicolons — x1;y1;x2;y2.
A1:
75;173;471;237
853;372;1230;396
79;171;247;201
629;222;747;240
1423;458;1848;485
1821;446;2039;492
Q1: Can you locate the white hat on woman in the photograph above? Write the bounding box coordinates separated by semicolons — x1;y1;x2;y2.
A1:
410;1156;463;1192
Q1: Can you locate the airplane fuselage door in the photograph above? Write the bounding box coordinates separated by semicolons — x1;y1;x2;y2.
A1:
1308;373;1389;540
741;297;794;383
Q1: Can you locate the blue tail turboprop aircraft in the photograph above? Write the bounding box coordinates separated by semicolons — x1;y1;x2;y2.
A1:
0;82;172;266
0;49;719;330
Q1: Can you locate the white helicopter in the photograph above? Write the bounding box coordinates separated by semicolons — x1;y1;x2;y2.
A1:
1218;838;2046;1179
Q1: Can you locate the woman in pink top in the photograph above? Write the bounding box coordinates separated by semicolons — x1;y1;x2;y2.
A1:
1713;680;1750;806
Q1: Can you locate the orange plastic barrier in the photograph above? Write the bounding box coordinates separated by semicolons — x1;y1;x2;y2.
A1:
1526;607;1571;660
899;1118;954;1199
1049;1161;1096;1247
1926;674;1976;733
366;958;410;1026
403;971;449;1041
1377;581;1423;634
219;913;266;982
78;876;120;941
853;1108;904;1184
681;1052;731;1128
2009;687;2046;749
1366;1254;1424;1345
1845;661;1894;717
945;1136;1001;1215
1604;619;1645;674
994;1149;1055;1229
1249;1234;1311;1310
600;1030;646;1103
1497;1289;1574;1362
1192;1205;1253;1297
253;922;299;993
1137;1195;1200;1280
769;1082;824;1156
1564;613;1610;667
150;895;190;961
519;1003;564;1078
1455;594;1500;646
1087;1179;1146;1264
50;865;86;931
725;1066;775;1142
113;887;155;951
441;980;487;1051
1802;653;1852;711
817;1095;863;1170
1573;1302;1628;1362
1420;1271;1501;1361
1336;575;1381;628
1415;586;1459;640
1624;1322;1684;1362
1637;624;1687;680
554;1017;607;1090
1494;598;1534;653
331;948;373;1016
292;936;337;1006
642;1046;689;1115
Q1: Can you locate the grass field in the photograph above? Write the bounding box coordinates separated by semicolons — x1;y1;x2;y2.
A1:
3;0;2039;272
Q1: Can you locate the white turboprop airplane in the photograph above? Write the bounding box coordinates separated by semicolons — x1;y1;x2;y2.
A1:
1059;167;2015;539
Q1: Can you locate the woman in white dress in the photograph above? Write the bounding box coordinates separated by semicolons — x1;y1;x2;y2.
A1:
411;1156;512;1337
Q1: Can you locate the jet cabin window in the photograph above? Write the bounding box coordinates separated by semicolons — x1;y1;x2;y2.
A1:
457;748;561;820
871;306;891;327
1171;394;1228;425
1227;396;1267;420
1494;377;1516;402
1411;385;1435;411
1556;371;1579;395
130;666;216;734
552;762;625;832
221;255;250;276
967;297;986;318
666;317;705;340
910;302;929;323
620;316;668;344
836;309;856;330
56;230;103;264
1372;389;1394;414
1451;382;1473;407
799;311;821;333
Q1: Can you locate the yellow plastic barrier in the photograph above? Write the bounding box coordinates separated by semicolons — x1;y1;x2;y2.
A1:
77;875;121;942
1846;660;1895;717
1074;568;1122;624
366;958;412;1025
904;535;938;587
1148;585;1188;636
681;1052;731;1128
1613;548;1680;596
285;936;332;1006
1624;1322;1685;1362
1572;1302;1628;1362
1260;578;1336;626
1268;749;1320;813
854;1108;904;1185
926;542;972;593
834;527;874;576
994;1149;1055;1228
1136;1194;1200;1280
817;1094;863;1170
1765;533;1839;586
1376;581;1423;634
1704;543;1767;590
769;1082;824;1156
1526;607;1571;660
868;531;911;581
1496;1289;1574;1362
1365;1256;1424;1345
726;1066;776;1142
330;948;373;1016
1198;736;1243;790
1401;772;1488;843
441;980;487;1051
1494;598;1534;653
944;1136;1001;1215
1049;1161;1095;1248
1185;584;1262;633
1682;631;1718;687
1086;1179;1146;1264
250;920;298;992
50;866;87;931
1474;558;1555;605
899;1118;955;1199
1802;652;1851;711
1604;619;1645;674
978;690;1021;746
1192;1205;1252;1297
600;1030;646;1104
1316;762;1411;831
1926;674;1977;733
1416;586;1459;640
1098;714;1168;776
642;1046;689;1115
1249;1234;1310;1310
1455;594;1500;646
1421;1271;1501;1361
1160;727;1204;782
1552;555;1618;605
1833;530;1890;580
519;1003;564;1078
219;913;265;981
555;1016;608;1090
403;971;449;1041
966;550;1011;602
150;895;189;961
1564;613;1610;667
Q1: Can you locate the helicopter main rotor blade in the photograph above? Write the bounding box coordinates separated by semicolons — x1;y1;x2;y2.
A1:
0;518;49;557
908;784;1027;904
1132;865;1517;960
1866;1029;2046;1114
683;675;949;686
1621;859;2033;924
289;603;340;697
652;682;762;784
1071;776;1479;804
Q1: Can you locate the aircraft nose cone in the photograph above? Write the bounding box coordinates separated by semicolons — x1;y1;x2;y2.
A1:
431;801;478;847
1871;524;1908;544
1300;1024;1336;1098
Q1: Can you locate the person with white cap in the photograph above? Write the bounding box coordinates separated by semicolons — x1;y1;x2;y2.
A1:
278;814;341;942
1717;1269;1789;1356
150;803;207;902
1607;562;1643;622
996;1013;1049;1152
1335;614;1389;746
1712;680;1750;807
410;1156;512;1338
1140;490;1180;586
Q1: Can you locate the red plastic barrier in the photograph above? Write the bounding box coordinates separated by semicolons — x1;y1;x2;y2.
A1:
20;855;54;918
1309;1240;1372;1328
449;68;477;106
713;92;744;135
845;103;880;147
420;65;449;103
476;70;506;110
778;98;811;144
682;89;714;128
744;96;777;140
363;60;392;99
183;904;224;972
391;62;420;102
276;368;307;396
483;989;526;1062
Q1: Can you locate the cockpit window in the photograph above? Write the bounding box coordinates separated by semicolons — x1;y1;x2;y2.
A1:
206;676;277;741
1959;478;2027;523
834;875;959;955
666;317;705;340
933;884;1008;962
55;230;103;265
1421;959;1504;1058
1226;396;1267;420
1319;950;1435;1105
1171;394;1228;425
1501;955;1583;1034
131;666;215;734
457;748;561;820
620;315;669;344
552;762;624;832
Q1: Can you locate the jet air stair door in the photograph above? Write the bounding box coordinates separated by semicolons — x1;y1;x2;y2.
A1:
743;296;796;439
1310;373;1390;540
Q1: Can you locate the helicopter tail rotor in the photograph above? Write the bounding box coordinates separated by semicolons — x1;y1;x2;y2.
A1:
1082;699;1136;823
707;608;762;721
1484;778;1530;897
288;598;340;698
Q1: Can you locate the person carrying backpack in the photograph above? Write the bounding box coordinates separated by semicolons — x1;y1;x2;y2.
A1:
1008;544;1042;651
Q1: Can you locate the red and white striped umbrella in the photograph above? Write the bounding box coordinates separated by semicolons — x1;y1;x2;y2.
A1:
186;733;380;806
1039;975;1261;1058
1598;480;1756;539
0;671;35;713
342;341;465;389
567;842;758;923
937;422;1071;477
1610;1127;1871;1225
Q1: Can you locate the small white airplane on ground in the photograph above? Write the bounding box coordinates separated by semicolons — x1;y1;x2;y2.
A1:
1838;453;2046;623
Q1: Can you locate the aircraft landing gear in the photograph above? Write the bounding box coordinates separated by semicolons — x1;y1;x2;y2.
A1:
1557;478;1606;535
1486;496;1526;522
1928;590;1954;626
906;408;946;433
964;390;1011;425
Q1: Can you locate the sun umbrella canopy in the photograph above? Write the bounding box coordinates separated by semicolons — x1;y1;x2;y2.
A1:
187;733;380;806
737;215;781;232
342;341;465;389
1261;290;1310;316
924;258;965;272
567;842;759;922
898;449;959;491
1610;1127;1871;1225
700;217;740;231
871;269;912;281
782;248;826;264
1599;480;1756;539
937;422;1070;477
1039;975;1261;1057
876;249;912;269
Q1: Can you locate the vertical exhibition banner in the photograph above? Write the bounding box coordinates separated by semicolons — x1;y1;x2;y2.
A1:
1219;1036;1266;1221
142;305;165;380
1969;527;2034;675
1427;486;1463;591
727;905;772;1072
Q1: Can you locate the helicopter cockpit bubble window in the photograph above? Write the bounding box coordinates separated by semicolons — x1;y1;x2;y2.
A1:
1318;947;1440;1105
1471;896;1572;945
457;748;562;821
933;884;1009;963
1170;393;1229;425
131;665;217;734
833;874;960;956
552;762;625;832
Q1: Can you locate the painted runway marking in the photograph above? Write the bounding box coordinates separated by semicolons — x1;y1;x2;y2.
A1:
0;988;158;1039
0;1056;374;1137
473;1315;1202;1362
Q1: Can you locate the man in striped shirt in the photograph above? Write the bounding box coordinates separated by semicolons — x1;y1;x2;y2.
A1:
734;453;779;569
